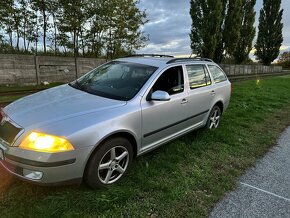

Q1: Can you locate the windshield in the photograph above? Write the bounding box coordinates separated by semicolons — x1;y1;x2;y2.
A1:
70;61;157;101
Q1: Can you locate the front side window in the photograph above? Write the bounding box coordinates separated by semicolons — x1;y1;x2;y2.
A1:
152;66;184;95
71;61;157;101
186;65;211;89
208;65;227;83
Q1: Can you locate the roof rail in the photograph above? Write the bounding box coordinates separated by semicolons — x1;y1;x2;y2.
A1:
125;54;174;58
166;57;215;64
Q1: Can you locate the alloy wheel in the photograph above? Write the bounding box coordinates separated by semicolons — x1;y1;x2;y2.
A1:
209;108;221;129
97;146;129;184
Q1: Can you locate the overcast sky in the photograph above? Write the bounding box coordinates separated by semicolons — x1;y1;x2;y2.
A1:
137;0;290;57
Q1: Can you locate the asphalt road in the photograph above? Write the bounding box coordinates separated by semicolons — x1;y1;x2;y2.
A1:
210;126;290;218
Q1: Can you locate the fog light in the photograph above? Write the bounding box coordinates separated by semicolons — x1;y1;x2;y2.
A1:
23;169;43;180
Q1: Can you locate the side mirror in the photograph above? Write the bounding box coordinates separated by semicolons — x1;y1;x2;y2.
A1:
150;91;171;101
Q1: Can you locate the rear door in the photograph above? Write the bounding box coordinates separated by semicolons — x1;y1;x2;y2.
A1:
207;64;231;108
184;64;214;125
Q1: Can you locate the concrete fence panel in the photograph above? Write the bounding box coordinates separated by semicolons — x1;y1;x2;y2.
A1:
220;64;282;76
0;54;284;85
0;54;106;85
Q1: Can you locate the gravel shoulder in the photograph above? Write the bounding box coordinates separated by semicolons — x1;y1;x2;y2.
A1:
210;126;290;218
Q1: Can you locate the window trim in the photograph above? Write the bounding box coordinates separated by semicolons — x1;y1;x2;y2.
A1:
145;65;185;101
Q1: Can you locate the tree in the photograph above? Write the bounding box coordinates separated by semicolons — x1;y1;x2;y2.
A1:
31;0;51;53
58;0;87;56
223;0;243;58
277;51;290;68
255;0;283;65
190;0;245;62
103;0;148;59
47;0;61;54
234;0;256;64
190;0;223;59
213;0;243;63
0;0;15;52
0;0;148;57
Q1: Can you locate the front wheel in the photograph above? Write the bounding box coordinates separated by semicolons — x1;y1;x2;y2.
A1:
84;137;133;189
206;106;221;130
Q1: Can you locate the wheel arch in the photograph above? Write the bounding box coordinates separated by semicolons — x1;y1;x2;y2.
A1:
83;130;138;177
213;100;224;114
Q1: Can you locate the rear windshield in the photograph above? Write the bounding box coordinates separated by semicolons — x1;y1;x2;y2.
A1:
70;61;157;101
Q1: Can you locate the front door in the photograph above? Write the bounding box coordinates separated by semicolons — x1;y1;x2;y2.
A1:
141;66;189;151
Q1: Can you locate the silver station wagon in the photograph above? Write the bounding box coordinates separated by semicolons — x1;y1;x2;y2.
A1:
0;55;231;188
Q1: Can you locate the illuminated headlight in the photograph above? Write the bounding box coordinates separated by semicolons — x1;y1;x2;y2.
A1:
19;132;74;153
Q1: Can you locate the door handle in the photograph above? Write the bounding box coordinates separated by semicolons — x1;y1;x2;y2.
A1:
181;99;188;104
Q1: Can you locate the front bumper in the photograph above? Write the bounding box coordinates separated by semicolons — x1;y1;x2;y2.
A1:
0;142;94;185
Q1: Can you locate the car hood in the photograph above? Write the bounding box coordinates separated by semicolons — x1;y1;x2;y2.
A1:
4;84;126;128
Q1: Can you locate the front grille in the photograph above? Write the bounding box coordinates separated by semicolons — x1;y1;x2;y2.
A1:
0;120;22;145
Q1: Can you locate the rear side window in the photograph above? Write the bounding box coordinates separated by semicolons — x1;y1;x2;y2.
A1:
152;66;184;95
208;65;227;83
186;65;211;89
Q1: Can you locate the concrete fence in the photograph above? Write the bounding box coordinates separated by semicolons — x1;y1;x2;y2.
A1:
0;54;106;85
220;64;282;76
0;54;284;85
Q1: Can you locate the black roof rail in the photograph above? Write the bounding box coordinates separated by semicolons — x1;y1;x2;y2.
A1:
166;57;215;64
125;54;174;58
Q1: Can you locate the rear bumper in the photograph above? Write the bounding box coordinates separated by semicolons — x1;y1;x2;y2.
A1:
0;144;94;185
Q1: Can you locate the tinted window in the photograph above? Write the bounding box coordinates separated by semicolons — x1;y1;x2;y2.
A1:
72;61;157;101
152;66;184;95
186;65;211;89
208;65;227;83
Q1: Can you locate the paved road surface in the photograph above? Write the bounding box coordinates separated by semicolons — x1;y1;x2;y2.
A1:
210;126;290;218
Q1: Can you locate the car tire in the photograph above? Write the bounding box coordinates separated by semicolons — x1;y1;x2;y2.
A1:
206;105;222;130
84;137;133;189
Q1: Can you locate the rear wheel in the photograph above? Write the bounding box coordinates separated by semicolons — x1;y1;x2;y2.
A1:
206;105;221;130
84;137;133;189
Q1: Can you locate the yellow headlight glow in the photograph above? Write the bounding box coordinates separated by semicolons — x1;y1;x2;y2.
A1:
19;132;74;153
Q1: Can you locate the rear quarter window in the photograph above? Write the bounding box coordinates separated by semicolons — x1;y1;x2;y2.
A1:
208;65;227;83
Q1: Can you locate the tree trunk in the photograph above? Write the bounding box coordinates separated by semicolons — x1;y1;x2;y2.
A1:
41;0;47;53
23;25;27;51
16;28;20;51
52;14;57;54
9;31;13;53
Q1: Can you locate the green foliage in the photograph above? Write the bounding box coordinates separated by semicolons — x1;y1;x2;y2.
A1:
234;0;256;64
0;0;147;58
190;0;223;59
277;51;290;68
255;0;283;65
223;0;243;57
190;0;247;63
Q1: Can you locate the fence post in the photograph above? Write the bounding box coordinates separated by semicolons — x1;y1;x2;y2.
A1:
34;55;40;85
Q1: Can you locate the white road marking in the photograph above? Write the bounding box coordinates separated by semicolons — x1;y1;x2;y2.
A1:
240;182;290;203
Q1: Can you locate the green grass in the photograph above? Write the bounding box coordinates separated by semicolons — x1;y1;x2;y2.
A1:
1;77;290;217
